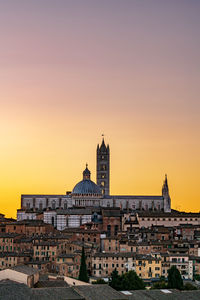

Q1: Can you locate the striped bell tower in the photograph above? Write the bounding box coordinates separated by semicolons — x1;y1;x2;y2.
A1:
96;137;110;195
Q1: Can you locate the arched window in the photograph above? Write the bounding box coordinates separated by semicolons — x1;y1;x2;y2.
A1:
64;202;67;209
39;202;43;210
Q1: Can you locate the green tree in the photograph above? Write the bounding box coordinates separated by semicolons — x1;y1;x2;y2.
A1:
151;280;168;289
167;266;183;289
109;270;145;291
78;246;89;282
194;274;200;281
109;269;122;290
92;278;107;284
183;283;197;290
121;270;145;290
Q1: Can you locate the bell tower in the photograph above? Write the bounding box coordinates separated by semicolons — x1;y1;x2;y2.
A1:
97;137;110;195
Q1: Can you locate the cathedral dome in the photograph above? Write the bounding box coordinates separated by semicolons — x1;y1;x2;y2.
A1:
72;179;101;195
72;164;101;196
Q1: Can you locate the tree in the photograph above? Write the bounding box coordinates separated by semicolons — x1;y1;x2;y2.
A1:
78;246;89;282
109;269;122;290
194;274;200;281
109;270;145;291
167;266;183;289
121;270;145;290
183;283;197;290
151;280;168;289
92;279;107;284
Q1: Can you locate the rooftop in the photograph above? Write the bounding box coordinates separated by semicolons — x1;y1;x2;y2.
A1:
11;265;38;275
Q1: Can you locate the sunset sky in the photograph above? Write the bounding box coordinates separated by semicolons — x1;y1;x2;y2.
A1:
0;0;200;218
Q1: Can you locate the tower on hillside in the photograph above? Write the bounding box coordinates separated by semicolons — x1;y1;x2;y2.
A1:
97;137;110;195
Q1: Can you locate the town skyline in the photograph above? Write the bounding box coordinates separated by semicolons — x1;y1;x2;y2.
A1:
1;0;200;217
1;135;197;218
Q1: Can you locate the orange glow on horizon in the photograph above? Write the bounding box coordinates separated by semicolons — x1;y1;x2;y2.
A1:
0;1;200;217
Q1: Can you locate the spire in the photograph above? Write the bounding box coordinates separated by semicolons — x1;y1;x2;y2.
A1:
162;174;169;196
99;135;107;152
164;174;168;187
162;174;171;212
83;164;91;180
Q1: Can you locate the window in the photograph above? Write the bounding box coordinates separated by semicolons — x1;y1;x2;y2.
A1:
107;225;111;237
114;225;118;236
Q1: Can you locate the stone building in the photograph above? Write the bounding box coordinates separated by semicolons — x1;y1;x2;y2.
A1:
17;138;172;227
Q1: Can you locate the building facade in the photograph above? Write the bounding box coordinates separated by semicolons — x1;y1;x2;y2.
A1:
17;139;171;227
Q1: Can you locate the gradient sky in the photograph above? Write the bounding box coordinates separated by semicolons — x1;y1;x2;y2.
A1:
0;0;200;218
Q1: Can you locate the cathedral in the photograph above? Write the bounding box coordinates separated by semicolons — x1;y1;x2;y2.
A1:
17;138;171;227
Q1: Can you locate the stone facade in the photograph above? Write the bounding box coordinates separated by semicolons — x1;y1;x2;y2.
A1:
97;138;110;195
17;139;171;227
